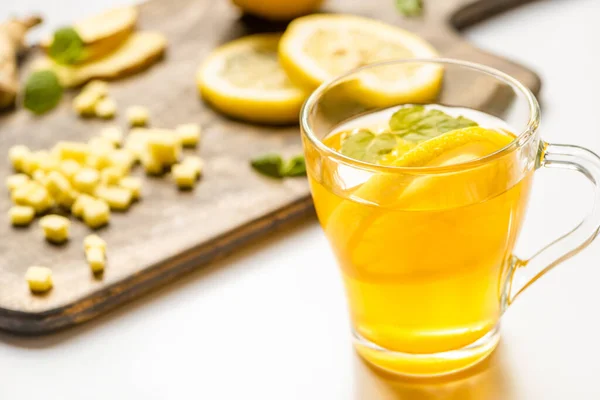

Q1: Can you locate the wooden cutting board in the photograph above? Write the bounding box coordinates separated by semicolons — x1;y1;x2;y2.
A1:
0;0;541;334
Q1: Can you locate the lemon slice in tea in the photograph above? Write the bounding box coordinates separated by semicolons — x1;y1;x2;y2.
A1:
197;34;308;124
278;14;443;105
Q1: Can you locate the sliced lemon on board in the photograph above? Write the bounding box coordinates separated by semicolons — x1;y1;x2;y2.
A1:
278;14;443;106
197;34;308;124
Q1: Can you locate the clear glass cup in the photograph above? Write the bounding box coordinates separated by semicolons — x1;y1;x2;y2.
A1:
300;59;600;377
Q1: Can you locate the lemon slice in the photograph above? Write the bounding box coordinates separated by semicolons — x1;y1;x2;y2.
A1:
197;34;308;124
278;14;442;105
324;127;517;279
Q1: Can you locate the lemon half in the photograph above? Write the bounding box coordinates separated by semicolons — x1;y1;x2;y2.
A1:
197;34;308;124
279;14;443;106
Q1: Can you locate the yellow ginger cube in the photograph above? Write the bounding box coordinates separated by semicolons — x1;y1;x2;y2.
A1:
82;199;110;229
45;171;72;197
88;136;116;151
21;151;49;175
175;123;201;147
108;149;136;172
84;234;106;253
146;133;181;166
73;91;99;116
71;193;95;218
39;214;70;244
101;166;125;185
126;105;149;126
8;205;35;226
124;128;149;159
83;80;109;97
119;176;142;200
86;247;105;273
73;81;108;116
53;142;89;163
73;168;100;194
11;181;37;205
100;126;123;147
6;174;30;192
182;156;204;178
8;145;30;171
95;97;117;119
25;266;53;293
141;151;163;175
32;170;47;185
59;159;82;180
12;182;52;213
57;188;79;209
95;185;133;211
37;155;60;173
172;164;197;189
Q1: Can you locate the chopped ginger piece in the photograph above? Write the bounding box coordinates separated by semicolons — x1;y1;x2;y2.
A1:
100;126;123;147
59;159;82;180
83;199;110;228
26;266;53;293
140;150;163;175
95;97;117;119
72;168;100;194
9;205;35;226
124;128;149;159
11;181;37;205
13;183;53;213
6;174;30;191
126;105;149;126
73;91;99;116
146;133;180;166
172;164;197;189
119;176;142;199
71;193;96;218
57;188;80;209
84;234;106;252
108;149;135;172
8;145;31;172
32;170;47;185
53;142;89;163
83;80;109;97
95;185;133;210
175;123;201;147
39;214;70;244
45;171;72;197
86;247;106;273
101;166;125;185
182;156;204;178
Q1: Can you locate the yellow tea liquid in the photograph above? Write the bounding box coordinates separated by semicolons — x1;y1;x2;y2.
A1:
307;105;533;374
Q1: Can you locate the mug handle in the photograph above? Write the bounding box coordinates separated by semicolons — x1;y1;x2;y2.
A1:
505;143;600;306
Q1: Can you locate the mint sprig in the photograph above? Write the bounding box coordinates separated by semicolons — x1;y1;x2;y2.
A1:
396;0;423;17
339;106;479;163
389;105;477;142
49;27;85;65
23;70;63;114
251;154;306;179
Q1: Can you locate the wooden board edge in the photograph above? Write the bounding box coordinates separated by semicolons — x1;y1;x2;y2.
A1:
0;196;315;335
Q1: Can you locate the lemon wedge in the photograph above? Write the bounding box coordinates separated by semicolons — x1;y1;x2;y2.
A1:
197;34;308;124
278;14;442;105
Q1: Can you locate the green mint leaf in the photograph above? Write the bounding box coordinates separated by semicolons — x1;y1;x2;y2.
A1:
49;27;85;65
389;106;477;142
251;154;283;178
396;0;423;17
23;70;63;114
340;130;398;163
281;155;306;177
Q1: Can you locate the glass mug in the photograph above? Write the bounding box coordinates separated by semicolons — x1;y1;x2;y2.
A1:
300;59;600;377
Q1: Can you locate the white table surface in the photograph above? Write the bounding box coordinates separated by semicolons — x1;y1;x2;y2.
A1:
1;0;600;398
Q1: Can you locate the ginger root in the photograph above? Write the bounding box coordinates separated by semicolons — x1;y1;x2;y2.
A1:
51;31;167;87
41;6;138;63
0;16;42;109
